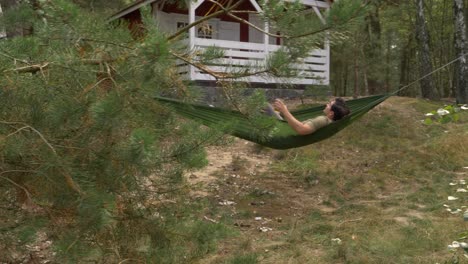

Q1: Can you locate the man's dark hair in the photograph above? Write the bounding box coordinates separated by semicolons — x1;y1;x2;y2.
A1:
334;97;347;107
331;98;350;121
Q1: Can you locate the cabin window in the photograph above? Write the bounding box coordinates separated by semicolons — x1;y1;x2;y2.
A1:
177;22;188;29
176;21;213;39
197;24;213;39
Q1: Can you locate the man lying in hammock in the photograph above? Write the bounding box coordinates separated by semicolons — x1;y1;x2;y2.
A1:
272;98;350;135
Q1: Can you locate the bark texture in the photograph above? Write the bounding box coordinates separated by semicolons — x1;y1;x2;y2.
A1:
453;0;468;103
414;0;439;100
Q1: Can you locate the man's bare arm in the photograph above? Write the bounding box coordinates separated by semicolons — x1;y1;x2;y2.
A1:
273;99;315;135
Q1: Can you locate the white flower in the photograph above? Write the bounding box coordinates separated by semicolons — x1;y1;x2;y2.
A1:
331;238;342;245
219;200;236;206
437;109;450;116
425;113;434;116
461;105;468;110
259;226;272;232
450;182;458;186
457;188;468;192
448;196;459;201
450;209;462;214
443;204;450;208
460;242;468;249
448;241;461;249
460;180;467;185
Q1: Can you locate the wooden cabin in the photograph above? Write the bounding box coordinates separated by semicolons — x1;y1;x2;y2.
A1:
109;0;332;87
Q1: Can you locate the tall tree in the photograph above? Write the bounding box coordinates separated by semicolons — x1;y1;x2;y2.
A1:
453;0;468;103
362;1;383;95
414;0;439;100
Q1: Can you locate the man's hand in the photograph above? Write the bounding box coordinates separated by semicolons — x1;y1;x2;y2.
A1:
273;99;288;114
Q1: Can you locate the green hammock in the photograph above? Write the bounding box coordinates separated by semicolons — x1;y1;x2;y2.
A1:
155;94;391;149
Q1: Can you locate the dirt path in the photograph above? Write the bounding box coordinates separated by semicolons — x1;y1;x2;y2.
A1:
187;139;274;197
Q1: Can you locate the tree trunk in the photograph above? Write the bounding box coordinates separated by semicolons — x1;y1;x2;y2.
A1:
342;65;348;97
360;48;369;96
1;0;21;38
385;31;391;93
414;0;439;100
0;0;37;37
398;35;412;97
353;48;359;98
453;0;468;104
363;5;382;95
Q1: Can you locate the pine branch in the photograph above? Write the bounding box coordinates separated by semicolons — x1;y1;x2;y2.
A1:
225;13;282;38
169;50;269;79
4;59;116;74
1;121;84;195
289;2;368;39
79;78;111;97
6;63;50;74
79;38;135;50
167;0;246;41
0;170;36;202
203;0;281;38
1;121;57;155
0;50;31;65
230;10;260;15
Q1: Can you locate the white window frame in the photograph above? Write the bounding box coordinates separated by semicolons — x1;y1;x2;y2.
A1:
169;13;219;39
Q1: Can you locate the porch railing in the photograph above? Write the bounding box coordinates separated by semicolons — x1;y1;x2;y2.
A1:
176;38;329;85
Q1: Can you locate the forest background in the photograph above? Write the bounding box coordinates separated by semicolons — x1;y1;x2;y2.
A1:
0;0;467;263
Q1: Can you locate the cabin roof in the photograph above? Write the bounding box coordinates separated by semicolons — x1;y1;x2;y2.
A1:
108;0;333;22
108;0;158;22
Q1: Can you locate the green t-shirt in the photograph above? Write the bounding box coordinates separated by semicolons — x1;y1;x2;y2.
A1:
303;116;332;133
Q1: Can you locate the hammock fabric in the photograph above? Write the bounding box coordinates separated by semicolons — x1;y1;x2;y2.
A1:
155;94;391;149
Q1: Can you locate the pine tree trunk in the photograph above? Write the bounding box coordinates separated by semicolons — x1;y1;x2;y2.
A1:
342;65;348;96
385;32;391;93
360;48;369;96
353;49;359;98
1;0;20;37
0;0;36;37
414;0;439;100
363;6;382;95
453;0;468;104
398;36;412;96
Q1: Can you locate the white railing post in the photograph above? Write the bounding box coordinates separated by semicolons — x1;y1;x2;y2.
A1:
187;0;196;80
263;1;269;77
324;36;330;85
264;21;269;66
324;3;331;85
0;4;6;39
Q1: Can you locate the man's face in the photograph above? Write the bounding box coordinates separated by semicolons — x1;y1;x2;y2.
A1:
324;99;335;115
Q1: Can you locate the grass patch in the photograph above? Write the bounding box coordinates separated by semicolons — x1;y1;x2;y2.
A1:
226;253;258;264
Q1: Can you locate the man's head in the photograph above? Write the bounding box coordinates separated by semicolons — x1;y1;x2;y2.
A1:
324;97;350;121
